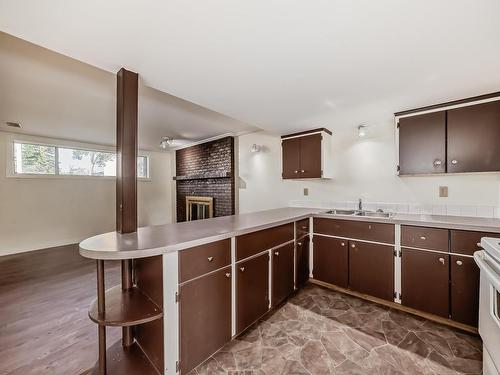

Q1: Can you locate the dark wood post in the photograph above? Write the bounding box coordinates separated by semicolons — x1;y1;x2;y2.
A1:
116;68;139;348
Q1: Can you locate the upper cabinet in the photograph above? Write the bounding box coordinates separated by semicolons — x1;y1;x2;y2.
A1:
396;94;500;175
281;128;332;179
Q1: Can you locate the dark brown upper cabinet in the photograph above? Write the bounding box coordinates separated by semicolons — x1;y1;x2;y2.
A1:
397;95;500;175
281;128;332;179
447;100;500;173
398;112;446;175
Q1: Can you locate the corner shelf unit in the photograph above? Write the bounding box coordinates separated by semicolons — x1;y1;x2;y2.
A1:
87;258;164;375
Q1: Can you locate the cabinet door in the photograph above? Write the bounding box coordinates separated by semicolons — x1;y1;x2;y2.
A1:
447;100;500;173
313;236;348;288
180;266;232;374
236;253;269;334
272;243;294;307
299;134;322;178
296;236;310;288
282;137;301;179
349;241;394;301
398;111;446;174
451;255;480;327
401;248;449;318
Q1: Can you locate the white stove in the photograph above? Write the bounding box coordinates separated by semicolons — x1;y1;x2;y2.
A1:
475;238;500;375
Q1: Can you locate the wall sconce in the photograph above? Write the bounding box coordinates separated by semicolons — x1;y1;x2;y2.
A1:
357;125;367;138
250;144;261;153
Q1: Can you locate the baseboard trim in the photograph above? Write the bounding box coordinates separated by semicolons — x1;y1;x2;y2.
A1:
309;278;478;335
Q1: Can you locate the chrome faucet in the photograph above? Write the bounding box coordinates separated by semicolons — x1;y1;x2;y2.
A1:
358;198;363;211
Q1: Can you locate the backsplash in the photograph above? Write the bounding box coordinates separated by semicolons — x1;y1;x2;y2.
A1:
289;200;499;219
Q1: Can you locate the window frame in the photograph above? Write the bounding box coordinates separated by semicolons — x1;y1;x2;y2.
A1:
6;136;151;181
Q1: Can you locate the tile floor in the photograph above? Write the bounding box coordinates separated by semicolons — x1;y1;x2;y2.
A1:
191;284;483;374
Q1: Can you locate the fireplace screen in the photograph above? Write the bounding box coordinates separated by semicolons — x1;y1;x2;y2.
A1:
186;196;214;221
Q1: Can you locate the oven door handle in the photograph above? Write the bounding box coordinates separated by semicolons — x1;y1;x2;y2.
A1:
474;250;500;291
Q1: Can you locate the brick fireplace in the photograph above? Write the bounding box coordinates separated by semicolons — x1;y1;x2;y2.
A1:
175;136;235;222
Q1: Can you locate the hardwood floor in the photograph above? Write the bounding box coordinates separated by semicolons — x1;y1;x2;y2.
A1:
0;245;121;375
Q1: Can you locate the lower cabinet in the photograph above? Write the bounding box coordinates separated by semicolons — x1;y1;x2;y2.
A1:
272;243;295;307
451;255;480;326
296;236;310;288
401;248;449;318
349;241;394;301
236;253;270;334
179;266;232;374
313;236;348;288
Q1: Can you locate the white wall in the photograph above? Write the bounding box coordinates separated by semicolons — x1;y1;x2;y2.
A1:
0;132;173;256
238;126;500;215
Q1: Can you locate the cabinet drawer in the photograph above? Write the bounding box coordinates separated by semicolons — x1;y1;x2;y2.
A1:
296;219;309;239
450;229;498;256
236;223;293;261
313;218;394;244
179;239;231;283
401;226;448;251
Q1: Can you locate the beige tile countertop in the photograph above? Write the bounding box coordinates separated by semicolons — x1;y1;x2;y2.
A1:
80;207;500;260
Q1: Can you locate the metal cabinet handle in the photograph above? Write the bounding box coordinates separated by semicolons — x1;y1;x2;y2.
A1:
368;225;372;230
240;267;245;272
477;242;481;248
274;251;280;256
207;256;214;262
225;272;231;278
301;226;307;229
438;257;445;264
456;260;463;266
433;159;442;166
420;236;426;240
341;242;345;246
451;159;458;165
294;170;299;174
297;242;302;246
301;170;305;173
351;243;356;248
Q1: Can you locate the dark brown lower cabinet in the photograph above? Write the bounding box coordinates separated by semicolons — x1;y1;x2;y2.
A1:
236;253;269;334
272;243;294;307
179;266;232;374
349;241;394;301
401;248;449;318
313;236;348;288
451;255;480;326
296;236;310;288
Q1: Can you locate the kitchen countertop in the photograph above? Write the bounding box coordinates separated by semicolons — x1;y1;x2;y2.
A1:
80;207;500;260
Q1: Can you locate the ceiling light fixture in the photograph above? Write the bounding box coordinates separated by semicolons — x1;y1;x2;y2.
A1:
250;144;261;153
160;136;174;149
358;125;367;138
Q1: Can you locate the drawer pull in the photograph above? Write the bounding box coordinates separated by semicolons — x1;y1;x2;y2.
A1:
274;251;280;256
477;242;481;248
225;272;231;278
301;170;305;173
294;170;299;174
240;267;245;272
301;226;307;230
420;236;426;240
297;242;302;246
456;260;463;266
438;257;445;265
341;242;346;246
207;256;214;262
351;243;356;248
368;225;372;230
451;159;458;165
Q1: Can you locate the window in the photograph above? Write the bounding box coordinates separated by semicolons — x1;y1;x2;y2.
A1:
13;142;149;178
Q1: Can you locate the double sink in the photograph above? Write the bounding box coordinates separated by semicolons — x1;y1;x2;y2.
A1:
325;209;393;218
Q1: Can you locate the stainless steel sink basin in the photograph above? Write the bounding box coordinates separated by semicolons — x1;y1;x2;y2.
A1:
356;211;393;218
325;209;357;215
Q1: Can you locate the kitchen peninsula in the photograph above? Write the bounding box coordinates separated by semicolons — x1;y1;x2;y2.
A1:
80;207;500;375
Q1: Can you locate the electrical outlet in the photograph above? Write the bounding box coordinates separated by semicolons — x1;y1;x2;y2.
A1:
303;188;309;196
439;186;448;197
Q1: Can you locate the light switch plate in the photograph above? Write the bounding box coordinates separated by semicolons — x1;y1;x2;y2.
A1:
303;188;309;196
439;186;448;197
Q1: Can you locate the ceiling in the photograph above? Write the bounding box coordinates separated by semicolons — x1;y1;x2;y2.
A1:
1;1;500;138
0;32;257;150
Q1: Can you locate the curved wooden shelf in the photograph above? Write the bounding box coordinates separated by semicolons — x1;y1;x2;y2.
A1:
89;285;162;327
87;340;160;375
